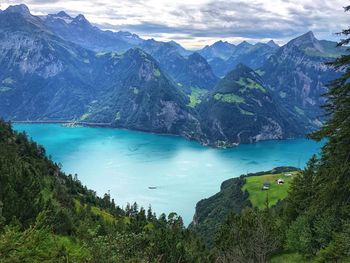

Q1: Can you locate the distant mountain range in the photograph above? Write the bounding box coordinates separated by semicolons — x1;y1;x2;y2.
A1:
0;4;345;147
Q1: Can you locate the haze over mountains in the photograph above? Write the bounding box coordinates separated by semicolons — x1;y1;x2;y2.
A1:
0;4;345;147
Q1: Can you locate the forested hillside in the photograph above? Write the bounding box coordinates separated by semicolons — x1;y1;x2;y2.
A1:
0;120;209;262
206;9;350;262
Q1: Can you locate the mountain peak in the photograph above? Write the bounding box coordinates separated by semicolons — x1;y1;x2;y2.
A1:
56;11;71;18
304;30;316;38
213;40;233;47
237;41;252;48
287;30;321;51
295;31;317;42
73;14;90;25
267;40;279;48
5;4;30;15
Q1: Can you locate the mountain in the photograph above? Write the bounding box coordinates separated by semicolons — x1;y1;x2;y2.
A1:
0;6;97;120
209;41;279;77
0;4;344;148
198;64;303;147
225;42;279;70
261;31;345;127
141;39;219;90
84;48;203;137
0;6;203;140
199;40;236;61
43;11;143;52
167;40;192;57
266;39;279;48
43;10;214;90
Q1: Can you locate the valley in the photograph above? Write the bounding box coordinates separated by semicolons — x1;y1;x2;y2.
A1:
0;2;349;262
0;5;345;148
13;123;323;224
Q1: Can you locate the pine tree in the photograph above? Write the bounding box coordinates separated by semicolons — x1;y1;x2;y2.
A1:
309;5;350;216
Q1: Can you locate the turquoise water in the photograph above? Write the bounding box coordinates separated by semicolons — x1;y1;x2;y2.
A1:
14;124;322;224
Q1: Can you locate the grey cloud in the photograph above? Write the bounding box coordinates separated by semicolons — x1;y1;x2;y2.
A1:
2;0;347;47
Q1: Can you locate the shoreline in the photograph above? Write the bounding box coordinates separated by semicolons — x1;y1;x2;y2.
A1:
11;120;309;149
11;120;112;127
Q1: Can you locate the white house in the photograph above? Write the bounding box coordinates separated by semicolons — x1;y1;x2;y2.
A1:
277;178;285;185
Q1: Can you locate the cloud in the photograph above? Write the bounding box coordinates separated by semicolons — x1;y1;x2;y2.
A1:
0;0;348;49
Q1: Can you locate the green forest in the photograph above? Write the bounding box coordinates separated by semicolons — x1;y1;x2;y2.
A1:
0;6;349;263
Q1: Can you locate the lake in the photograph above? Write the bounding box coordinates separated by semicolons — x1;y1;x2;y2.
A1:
13;124;323;224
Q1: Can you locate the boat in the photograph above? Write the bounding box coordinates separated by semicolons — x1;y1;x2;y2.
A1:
148;186;157;190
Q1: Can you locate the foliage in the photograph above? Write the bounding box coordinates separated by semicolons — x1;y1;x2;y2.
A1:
281;6;350;260
191;167;298;247
0;120;210;262
187;87;207;108
215;207;282;263
213;92;245;104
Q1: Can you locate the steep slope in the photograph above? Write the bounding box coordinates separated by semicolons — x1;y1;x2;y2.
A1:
262;31;344;126
199;40;236;61
141;39;219;90
43;11;143;52
42;10;210;91
0;5;202;140
225;41;279;70
198;64;302;147
85;48;203;137
210;41;279;77
0;6;97;120
0;120;210;262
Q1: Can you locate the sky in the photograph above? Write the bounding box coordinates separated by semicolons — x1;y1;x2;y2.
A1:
0;0;349;49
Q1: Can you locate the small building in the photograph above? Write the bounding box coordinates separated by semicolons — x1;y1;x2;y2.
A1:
284;173;293;177
262;182;270;190
277;178;285;185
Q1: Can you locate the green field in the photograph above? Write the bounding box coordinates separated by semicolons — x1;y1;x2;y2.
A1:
214;92;245;104
187;87;208;108
242;171;299;208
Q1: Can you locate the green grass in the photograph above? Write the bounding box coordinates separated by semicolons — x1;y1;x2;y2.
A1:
236;77;266;93
0;86;12;92
255;69;265;76
187;87;208;108
239;107;254;116
2;77;15;85
74;199;116;223
304;48;342;58
91;206;116;223
153;68;161;77
242;171;299;209
268;252;313;263
294;106;305;115
214;93;245;104
54;235;91;260
80;113;91;121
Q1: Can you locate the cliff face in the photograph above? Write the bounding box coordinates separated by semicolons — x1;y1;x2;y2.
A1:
261;31;344;127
